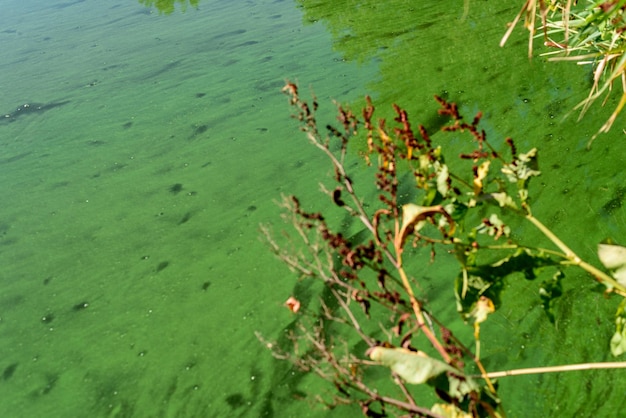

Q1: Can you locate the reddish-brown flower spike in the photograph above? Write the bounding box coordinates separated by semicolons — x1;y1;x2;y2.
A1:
472;111;483;126
450;102;459;119
435;96;460;119
363;96;375;127
460;150;489;160
418;124;431;146
302;102;311;118
506;137;517;159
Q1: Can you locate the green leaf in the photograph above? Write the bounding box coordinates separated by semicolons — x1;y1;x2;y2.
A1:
445;201;469;223
501;148;540;183
501;148;540;204
368;346;479;398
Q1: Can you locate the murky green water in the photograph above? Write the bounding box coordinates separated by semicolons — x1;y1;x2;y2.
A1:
1;1;625;417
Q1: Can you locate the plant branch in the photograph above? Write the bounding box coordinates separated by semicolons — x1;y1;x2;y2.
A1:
525;213;626;295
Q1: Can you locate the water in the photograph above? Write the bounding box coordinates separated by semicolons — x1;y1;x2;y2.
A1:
1;1;625;417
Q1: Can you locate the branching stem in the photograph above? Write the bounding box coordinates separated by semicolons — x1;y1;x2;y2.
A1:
526;213;626;295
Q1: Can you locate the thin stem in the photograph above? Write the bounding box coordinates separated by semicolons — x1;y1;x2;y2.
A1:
474;361;626;379
396;263;450;362
329;286;374;346
305;131;376;236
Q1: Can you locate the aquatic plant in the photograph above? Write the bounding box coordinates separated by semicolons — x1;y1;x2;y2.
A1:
258;81;626;417
502;0;626;144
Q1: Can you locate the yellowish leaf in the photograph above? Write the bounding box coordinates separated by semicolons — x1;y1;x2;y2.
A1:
368;346;479;397
471;296;495;325
611;317;626;357
398;204;454;248
368;346;449;384
431;403;473;418
473;160;490;195
598;243;626;286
